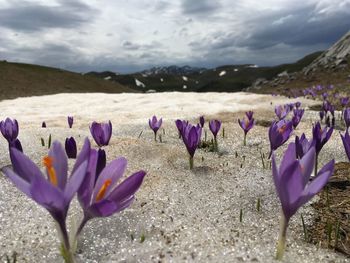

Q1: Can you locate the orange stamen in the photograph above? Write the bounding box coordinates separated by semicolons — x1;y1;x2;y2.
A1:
43;156;58;186
278;124;287;134
96;179;112;201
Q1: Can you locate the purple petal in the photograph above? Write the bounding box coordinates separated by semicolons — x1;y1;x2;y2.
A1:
48;141;68;190
72;138;91;174
88;199;118;217
64;160;88;203
1;167;32;197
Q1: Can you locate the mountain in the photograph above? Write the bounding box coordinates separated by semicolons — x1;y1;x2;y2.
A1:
88;52;321;93
252;31;350;95
141;65;206;76
0;61;135;101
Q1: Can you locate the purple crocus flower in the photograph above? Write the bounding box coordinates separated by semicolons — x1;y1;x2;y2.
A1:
238;117;255;146
341;97;349;107
274;105;289;120
96;149;106;180
65;137;77;159
245;111;254;121
268;119;293;158
344;108;350;128
42;121;47;128
295;133;315;159
295;102;301;109
75;149;146;237
209;119;221;151
315;84;323;91
340;130;350;161
181;123;202;169
272;143;334;260
149;115;162;141
322;92;329;100
90;121;112;147
199;116;205;128
68;116;73;128
323;100;331;113
0;118;19;142
291;109;304;129
1;139;89;258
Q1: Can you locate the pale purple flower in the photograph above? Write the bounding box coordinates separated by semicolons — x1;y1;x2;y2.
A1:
149;116;163;141
268;120;293;158
90;121;112;147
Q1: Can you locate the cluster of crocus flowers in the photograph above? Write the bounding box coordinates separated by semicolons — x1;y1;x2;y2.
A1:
272;143;334;260
90;121;112;147
268;119;293;158
238;111;255;146
274;105;290;120
1;138;146;262
209;119;221;151
148;115;163;141
176;119;202;169
0;117;23;152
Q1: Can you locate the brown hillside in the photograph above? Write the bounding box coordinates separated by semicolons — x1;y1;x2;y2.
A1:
0;61;136;101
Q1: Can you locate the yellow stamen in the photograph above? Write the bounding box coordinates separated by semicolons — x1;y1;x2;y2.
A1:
96;179;112;201
43;156;58;186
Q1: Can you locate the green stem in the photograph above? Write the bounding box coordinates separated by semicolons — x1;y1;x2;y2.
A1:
189;156;194;169
276;213;288;260
314;153;318;177
57;221;75;263
243;133;247;146
154;132;157;142
214;137;218;152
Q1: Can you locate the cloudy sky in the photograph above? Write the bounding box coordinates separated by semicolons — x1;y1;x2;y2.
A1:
0;0;349;73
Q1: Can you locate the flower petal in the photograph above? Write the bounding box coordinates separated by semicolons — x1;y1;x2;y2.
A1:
72;138;91;174
1;166;31;197
64;160;88;203
49;141;68;190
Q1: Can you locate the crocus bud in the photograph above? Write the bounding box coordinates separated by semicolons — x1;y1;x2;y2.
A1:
65;137;77;159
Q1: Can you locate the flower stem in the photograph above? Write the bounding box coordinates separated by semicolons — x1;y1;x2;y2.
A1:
154;132;157;142
214;137;218;152
276;213;288;260
57;221;75;263
243;133;247;146
189;156;194;169
314;153;318;177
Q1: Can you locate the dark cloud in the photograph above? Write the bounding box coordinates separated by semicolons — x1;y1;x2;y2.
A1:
181;0;221;15
0;0;96;32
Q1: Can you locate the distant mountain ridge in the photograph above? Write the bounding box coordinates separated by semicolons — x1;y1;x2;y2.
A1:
141;65;207;76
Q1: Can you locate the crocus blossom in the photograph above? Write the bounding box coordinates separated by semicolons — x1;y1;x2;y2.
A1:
90;121;112;147
181;123;202;169
238;117;255;145
0;117;19;142
199;116;205;128
175;119;188;138
245;111;254;121
294;102;301;109
340;130;350;161
272;143;334;260
209;119;221;151
42;121;47;128
344;108;350;129
268;120;293;158
68;116;73;128
341;97;349;107
1;139;89;260
274;105;289;120
65;137;77;159
76;149;146;237
0;117;23;152
148;115;162;141
291;109;304;129
295;133;314;159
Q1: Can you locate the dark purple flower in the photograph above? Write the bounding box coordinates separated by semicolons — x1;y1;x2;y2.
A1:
295;133;315;159
68;116;73;128
9;138;23;152
90;121;112;147
96;148;106;180
268;119;293;158
65;137;77;159
312;122;333;156
238;117;255;145
245;111;254;121
209;119;221;138
76;151;146;228
0;118;19;143
341;97;349;107
274;105;289;120
340;130;350;161
199;116;205;128
272;143;334;259
181;123;202;169
42;121;47;128
344;108;350;128
295;102;301;109
2;139;89;253
149;115;162;141
322;92;329;100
